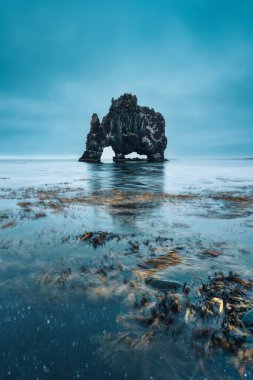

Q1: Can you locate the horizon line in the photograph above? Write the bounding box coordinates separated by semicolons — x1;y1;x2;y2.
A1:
0;155;252;160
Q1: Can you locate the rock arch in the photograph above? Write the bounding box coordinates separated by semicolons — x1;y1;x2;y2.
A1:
79;94;167;162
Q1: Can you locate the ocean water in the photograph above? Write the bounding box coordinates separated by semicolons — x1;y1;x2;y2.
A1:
1;157;253;192
0;158;253;380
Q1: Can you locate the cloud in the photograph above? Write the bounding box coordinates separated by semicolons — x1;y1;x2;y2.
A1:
0;0;253;157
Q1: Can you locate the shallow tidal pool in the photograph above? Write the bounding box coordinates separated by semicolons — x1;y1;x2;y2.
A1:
0;158;253;380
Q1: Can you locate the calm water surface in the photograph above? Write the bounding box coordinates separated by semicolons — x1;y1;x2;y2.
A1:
0;159;253;380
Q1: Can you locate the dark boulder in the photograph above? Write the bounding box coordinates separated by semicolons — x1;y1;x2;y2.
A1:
242;309;253;329
145;277;182;291
79;93;167;162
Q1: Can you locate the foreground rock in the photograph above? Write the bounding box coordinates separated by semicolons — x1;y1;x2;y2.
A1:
79;93;167;162
242;309;253;329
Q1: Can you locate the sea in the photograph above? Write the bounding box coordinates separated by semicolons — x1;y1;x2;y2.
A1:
0;158;253;380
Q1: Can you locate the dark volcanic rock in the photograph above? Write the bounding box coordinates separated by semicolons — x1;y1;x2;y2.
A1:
242;309;253;329
79;94;167;162
145;277;182;290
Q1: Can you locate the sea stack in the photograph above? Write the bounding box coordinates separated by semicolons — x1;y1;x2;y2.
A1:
79;93;167;162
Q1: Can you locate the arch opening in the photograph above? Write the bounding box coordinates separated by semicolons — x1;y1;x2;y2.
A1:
124;152;147;160
101;146;114;162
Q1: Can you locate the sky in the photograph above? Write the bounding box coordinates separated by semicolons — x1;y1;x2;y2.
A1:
0;0;253;158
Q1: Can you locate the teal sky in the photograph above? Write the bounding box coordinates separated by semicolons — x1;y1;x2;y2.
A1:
0;0;253;158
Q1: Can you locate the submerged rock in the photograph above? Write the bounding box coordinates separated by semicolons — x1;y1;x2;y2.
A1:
145;277;182;290
79;93;167;162
242;309;253;329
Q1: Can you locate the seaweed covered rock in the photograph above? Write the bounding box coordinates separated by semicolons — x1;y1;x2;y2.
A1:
79;94;167;162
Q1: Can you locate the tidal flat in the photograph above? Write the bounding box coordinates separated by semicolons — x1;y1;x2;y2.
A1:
0;158;253;380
